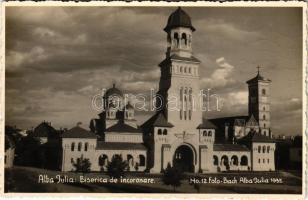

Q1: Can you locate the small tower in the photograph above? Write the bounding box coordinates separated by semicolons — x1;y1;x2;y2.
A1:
164;7;195;58
246;67;271;136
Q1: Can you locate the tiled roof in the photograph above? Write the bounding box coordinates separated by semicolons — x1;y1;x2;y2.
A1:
197;119;217;129
246;72;271;84
104;84;123;98
213;144;249;152
141;112;174;134
61;126;97;139
96;141;147;150
246;115;258;127
105;122;142;133
125;102;134;110
164;7;195;32
238;130;275;143
153;113;174;127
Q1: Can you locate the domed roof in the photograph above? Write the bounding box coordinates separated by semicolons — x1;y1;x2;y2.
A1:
104;84;123;98
164;7;195;32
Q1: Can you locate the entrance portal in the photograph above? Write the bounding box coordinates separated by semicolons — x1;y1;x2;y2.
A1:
173;145;194;172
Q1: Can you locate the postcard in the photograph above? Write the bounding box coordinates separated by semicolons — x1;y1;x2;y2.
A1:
2;1;306;199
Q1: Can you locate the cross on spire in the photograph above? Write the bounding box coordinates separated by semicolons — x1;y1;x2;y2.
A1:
257;66;261;75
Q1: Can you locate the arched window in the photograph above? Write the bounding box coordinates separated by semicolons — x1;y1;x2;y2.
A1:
184;110;187;120
180;66;183;73
139;155;145;166
188;110;191;120
184;67;187;73
240;156;248;165
158;129;162;135
78;142;82;151
181;33;187;45
208;131;212;137
267;146;270;153
263;159;265;163
263;106;266;111
263;146;266;153
163;129;167;135
258;159;260;163
258;146;261;153
267;159;270;163
180;110;182;120
264;124;266;128
85;142;88;151
231;155;238;166
263;115;266;120
174;32;179;47
262;89;266;95
221;155;229;167
127;154;133;166
213;155;218;165
203;131;207;136
71;142;75;151
189;67;191;74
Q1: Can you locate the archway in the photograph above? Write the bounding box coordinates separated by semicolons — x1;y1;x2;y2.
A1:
173;145;194;172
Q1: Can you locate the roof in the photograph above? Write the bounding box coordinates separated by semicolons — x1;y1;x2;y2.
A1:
61;126;97;139
246;115;258;127
159;54;200;67
5;134;16;150
213;144;250;152
96;141;147;150
30;122;57;138
209;116;249;130
105;122;142;133
125;102;134;110
104;84;123;98
164;7;195;32
246;72;271;84
141;112;174;133
238;130;275;143
197;119;217;129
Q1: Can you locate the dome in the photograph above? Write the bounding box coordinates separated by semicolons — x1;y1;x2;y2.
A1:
104;84;123;98
164;7;195;32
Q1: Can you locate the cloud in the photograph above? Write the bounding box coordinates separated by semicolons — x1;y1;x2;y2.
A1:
201;57;236;88
205;22;260;41
5;7;302;136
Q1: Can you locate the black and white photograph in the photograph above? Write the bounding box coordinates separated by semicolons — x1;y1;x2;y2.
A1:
3;2;305;196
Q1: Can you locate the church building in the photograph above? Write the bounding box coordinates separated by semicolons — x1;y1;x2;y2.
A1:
59;7;276;173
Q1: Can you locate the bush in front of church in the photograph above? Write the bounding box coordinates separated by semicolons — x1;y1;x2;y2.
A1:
161;163;183;192
107;155;128;179
72;155;91;174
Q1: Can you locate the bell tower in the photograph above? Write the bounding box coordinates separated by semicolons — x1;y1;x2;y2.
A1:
247;67;271;136
158;7;202;132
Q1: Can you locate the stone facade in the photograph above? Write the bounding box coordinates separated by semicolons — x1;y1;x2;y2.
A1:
59;7;276;173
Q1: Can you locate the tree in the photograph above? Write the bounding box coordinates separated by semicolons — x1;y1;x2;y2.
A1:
107;155;128;179
72;155;91;174
14;136;45;167
161;163;183;192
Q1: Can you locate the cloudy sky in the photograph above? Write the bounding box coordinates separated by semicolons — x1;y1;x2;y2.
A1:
5;6;303;136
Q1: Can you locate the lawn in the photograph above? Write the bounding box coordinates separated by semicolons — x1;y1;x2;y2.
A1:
5;166;302;194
